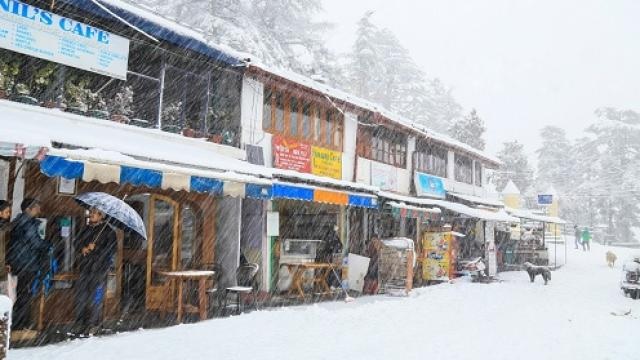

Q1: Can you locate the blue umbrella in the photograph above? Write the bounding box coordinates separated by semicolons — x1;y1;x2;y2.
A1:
75;192;147;240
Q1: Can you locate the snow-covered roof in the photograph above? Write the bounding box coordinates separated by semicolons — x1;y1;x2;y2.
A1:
502;180;521;195
247;61;501;167
0;100;272;178
66;0;246;65
379;191;518;222
505;207;567;224
448;192;505;208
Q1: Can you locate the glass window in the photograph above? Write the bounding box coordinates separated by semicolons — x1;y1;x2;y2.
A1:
151;199;175;285
474;162;482;187
314;107;322;142
262;87;272;130
325;111;333;146
455;154;473;184
290;96;299;137
302;102;311;139
275;91;284;133
181;206;198;269
333;121;342;148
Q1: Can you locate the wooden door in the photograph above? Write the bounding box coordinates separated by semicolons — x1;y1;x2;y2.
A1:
145;195;180;311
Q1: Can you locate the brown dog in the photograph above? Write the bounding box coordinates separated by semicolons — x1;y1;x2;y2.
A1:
606;251;617;268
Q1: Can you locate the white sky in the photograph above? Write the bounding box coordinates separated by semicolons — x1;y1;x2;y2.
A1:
321;0;640;157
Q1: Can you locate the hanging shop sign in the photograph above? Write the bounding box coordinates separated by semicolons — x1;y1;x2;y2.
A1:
273;136;343;180
311;146;342;180
371;161;397;191
422;231;453;281
414;171;446;199
0;1;130;80
537;194;553;205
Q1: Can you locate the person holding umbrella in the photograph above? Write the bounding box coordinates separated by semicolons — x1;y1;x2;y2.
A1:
72;192;147;335
74;207;117;335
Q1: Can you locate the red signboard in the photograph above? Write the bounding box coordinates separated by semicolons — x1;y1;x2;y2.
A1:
272;136;312;173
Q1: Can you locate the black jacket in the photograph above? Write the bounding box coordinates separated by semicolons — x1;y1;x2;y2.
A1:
316;229;342;263
8;213;50;274
76;222;117;283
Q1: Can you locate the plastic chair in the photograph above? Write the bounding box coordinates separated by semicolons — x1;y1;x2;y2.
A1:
223;263;259;316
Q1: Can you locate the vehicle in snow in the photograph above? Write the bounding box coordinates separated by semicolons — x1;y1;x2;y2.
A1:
620;256;640;299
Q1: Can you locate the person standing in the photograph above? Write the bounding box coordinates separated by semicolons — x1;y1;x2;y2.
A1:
74;207;116;335
581;227;592;252
7;198;49;330
574;225;581;250
316;224;343;288
0;201;11;279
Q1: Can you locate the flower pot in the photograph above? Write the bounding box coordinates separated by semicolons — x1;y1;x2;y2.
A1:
42;100;57;109
182;128;197;138
208;134;223;144
87;110;110;120
0;89;7;99
110;114;130;124
66;106;86;116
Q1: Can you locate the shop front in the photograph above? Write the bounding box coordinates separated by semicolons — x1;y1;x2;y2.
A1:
269;182;376;300
5;146;272;339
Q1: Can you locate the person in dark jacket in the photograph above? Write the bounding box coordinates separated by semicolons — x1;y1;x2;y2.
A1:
315;224;343;288
74;207;117;334
0;200;12;279
364;236;381;295
7;198;49;330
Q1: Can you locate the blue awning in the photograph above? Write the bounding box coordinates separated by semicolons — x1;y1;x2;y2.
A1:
58;0;244;66
272;183;314;202
39;155;270;198
348;194;378;209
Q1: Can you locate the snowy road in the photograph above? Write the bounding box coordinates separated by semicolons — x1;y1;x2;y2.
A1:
11;243;640;360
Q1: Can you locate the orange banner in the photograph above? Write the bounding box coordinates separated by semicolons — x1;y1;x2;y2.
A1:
313;189;348;205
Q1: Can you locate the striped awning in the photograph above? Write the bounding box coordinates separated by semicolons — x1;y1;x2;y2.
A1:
272;182;377;209
40;155;271;199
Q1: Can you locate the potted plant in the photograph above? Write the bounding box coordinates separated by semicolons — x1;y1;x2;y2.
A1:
11;83;38;105
108;86;133;123
64;80;92;115
33;62;56;105
0;60;19;99
160;101;182;133
87;91;109;120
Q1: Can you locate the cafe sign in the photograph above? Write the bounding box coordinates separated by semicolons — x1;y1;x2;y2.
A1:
0;1;130;80
272;136;342;180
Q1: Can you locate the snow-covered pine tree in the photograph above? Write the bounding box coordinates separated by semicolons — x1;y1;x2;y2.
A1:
493;140;534;193
447;109;486;150
535;126;572;193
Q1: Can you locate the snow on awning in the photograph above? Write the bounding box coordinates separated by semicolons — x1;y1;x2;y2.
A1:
448;192;504;208
386;201;441;214
505;207;567;224
0;100;272;178
41;149;272;199
272;182;377;208
378;191;518;223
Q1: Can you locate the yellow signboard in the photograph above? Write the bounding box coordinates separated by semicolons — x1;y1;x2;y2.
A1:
423;232;453;281
311;146;342;180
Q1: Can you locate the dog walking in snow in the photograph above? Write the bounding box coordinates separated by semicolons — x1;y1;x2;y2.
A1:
606;251;617;268
523;262;551;285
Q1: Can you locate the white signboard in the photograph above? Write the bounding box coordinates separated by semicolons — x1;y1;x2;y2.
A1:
266;211;279;237
0;1;130;80
371;161;397;191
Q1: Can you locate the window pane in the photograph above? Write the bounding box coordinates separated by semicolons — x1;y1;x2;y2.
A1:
334;123;342;148
325;111;332;146
275;91;284;133
302;102;311;139
315;108;322;142
262;88;272;130
290;96;298;137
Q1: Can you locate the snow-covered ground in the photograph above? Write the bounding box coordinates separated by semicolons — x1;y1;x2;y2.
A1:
11;243;640;360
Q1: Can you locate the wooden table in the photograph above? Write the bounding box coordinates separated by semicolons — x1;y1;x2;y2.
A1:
158;270;215;323
281;263;337;299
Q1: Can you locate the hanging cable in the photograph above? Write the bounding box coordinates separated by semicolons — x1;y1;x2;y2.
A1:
89;0;159;42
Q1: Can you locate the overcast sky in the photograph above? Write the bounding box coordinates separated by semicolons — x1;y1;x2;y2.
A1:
321;0;640;157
